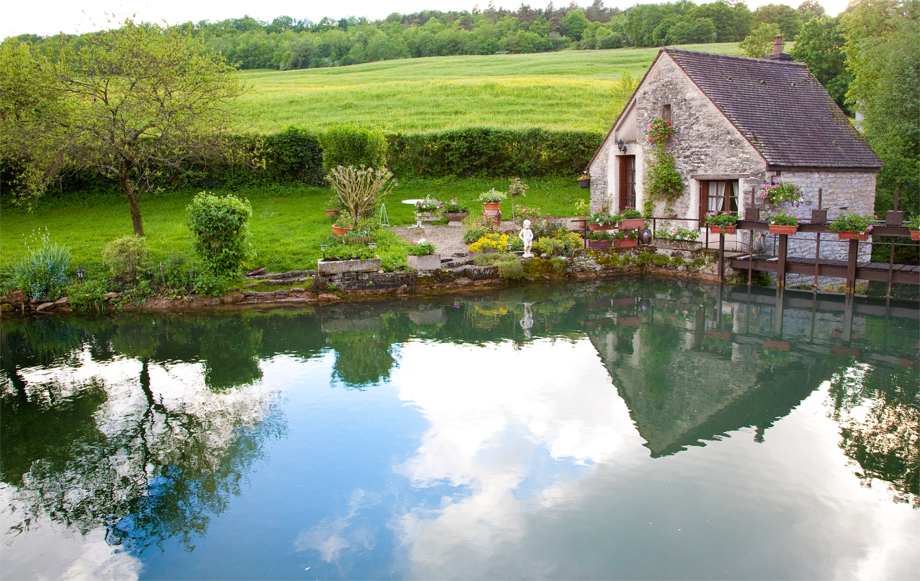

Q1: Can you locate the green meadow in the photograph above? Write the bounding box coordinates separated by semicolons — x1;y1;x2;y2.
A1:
2;44;744;276
235;42;743;134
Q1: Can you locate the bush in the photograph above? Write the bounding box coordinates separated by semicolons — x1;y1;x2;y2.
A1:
468;233;523;253
497;259;524;280
102;235;150;279
261;126;324;185
11;229;72;300
187;192;253;277
67;277;109;313
651;253;671;266
318;125;388;172
326;165;397;226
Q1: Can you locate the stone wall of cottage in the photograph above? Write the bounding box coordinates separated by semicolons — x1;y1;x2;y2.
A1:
589;52;879;289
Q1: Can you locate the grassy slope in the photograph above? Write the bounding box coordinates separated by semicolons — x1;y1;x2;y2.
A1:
2;43;743;274
235;43;743;134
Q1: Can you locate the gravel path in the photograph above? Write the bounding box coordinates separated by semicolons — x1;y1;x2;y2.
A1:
390;221;520;256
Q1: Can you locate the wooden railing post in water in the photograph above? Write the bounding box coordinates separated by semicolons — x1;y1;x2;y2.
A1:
887;188;901;298
718;231;725;282
846;238;859;296
812;188;825;289
777;233;788;288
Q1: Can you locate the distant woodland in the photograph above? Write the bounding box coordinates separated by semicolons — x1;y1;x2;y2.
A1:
14;1;826;70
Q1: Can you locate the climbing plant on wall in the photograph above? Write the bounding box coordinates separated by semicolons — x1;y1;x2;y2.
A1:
644;117;683;216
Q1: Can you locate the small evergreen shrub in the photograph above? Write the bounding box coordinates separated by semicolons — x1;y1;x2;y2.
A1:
187;192;253;277
497;258;524;280
102;235;150;279
318;125;388;172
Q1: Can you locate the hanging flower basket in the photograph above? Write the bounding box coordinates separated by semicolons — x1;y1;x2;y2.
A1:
837;231;869;241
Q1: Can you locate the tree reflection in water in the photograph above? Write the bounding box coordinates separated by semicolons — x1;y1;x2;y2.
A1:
827;363;919;508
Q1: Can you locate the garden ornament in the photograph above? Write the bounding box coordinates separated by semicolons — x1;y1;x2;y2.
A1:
519;220;534;258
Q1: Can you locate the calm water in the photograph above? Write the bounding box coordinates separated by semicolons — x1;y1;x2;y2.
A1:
1;279;918;580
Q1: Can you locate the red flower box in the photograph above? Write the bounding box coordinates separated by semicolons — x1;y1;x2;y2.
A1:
768;225;798;235
589;223;614;231
910;230;919;241
837;231;869;241
613;238;638;248
709;225;737;235
617;218;646;230
586;239;613;249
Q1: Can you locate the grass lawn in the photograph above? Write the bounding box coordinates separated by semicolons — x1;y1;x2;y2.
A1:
235;43;743;134
0;178;587;275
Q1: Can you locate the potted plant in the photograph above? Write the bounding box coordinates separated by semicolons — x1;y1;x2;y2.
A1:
828;212;876;241
415;195;441;218
479;189;507;225
586;230;614;249
406;240;440;271
589;210;617;231
705;211;739;234
612;230;638;248
908;215;920;241
578;172;591;189
332;214;354;237
653;223;702;250
759;182;804;206
766;210;801;235
615;208;645;230
442;198;470;226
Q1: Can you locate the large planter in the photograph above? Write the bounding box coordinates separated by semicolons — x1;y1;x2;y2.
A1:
618;218;646;230
654;239;702;251
586;239;613;249
331;224;353;237
768;225;798;235
708;225;736;235
442;211;469;226
911;230;920;241
317;257;380;275
482;202;502;226
613;238;639;248
589;223;614;232
407;254;441;271
837;231;869;241
579;179;591;189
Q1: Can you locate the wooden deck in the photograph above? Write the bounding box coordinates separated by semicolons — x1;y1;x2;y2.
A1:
729;254;920;286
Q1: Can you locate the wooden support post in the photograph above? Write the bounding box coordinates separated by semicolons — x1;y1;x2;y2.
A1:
718;232;725;283
812;189;824;290
846;238;859;296
777;234;788;288
842;294;854;342
887;188;900;298
774;288;785;337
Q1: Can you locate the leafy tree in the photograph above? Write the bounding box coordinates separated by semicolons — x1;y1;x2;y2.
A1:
561;8;591;40
797;0;826;19
790;16;852;113
752;3;804;39
739;22;782;57
0;20;246;237
841;0;919;216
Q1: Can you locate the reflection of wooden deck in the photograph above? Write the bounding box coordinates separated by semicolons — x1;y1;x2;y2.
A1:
730;254;920;286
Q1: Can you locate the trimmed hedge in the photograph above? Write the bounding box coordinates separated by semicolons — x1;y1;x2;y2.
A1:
388;128;603;178
1;127;601;201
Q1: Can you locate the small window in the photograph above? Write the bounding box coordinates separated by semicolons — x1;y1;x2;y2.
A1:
700;180;739;217
661;104;671;123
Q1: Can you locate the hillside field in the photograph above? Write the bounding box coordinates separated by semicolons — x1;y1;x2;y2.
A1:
234;42;744;134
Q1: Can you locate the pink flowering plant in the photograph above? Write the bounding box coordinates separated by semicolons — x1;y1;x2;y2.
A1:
443;198;467;212
653;222;700;241
704;211;739;227
766;210;801;226
827;212;877;234
408;240;436;256
648;117;675;144
759;182;803;205
415;195;442;213
591;210;618;226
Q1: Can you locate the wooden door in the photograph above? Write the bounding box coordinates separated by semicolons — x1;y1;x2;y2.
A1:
619;156;636;211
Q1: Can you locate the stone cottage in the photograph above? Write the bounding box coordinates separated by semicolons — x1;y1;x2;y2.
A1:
586;38;883;266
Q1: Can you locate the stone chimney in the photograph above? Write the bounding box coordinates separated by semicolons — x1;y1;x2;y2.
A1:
764;34;792;61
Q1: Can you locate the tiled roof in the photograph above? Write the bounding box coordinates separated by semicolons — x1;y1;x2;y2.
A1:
664;48;882;170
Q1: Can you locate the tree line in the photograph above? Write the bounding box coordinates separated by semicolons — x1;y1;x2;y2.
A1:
14;1;828;70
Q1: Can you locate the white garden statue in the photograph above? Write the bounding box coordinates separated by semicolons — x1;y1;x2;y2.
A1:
519;219;534;258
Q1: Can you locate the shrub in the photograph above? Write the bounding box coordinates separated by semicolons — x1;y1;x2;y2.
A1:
534;231;583;256
102;235;150;279
11;229;72;300
187;192;253;277
318;125;388;172
670;255;686;267
325;165;396;226
463;214;498;244
651;254;671;266
68;277;109;313
468;233;523;253
497;259;524;280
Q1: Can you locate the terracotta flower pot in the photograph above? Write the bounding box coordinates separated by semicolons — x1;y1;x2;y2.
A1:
709;225;737;235
768;225;798;235
586;239;613;249
837;231;869;241
332;224;353;236
618;218;646;230
613;238;638;248
325;208;339;218
482;202;501;226
910;230;919;241
589;223;613;231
